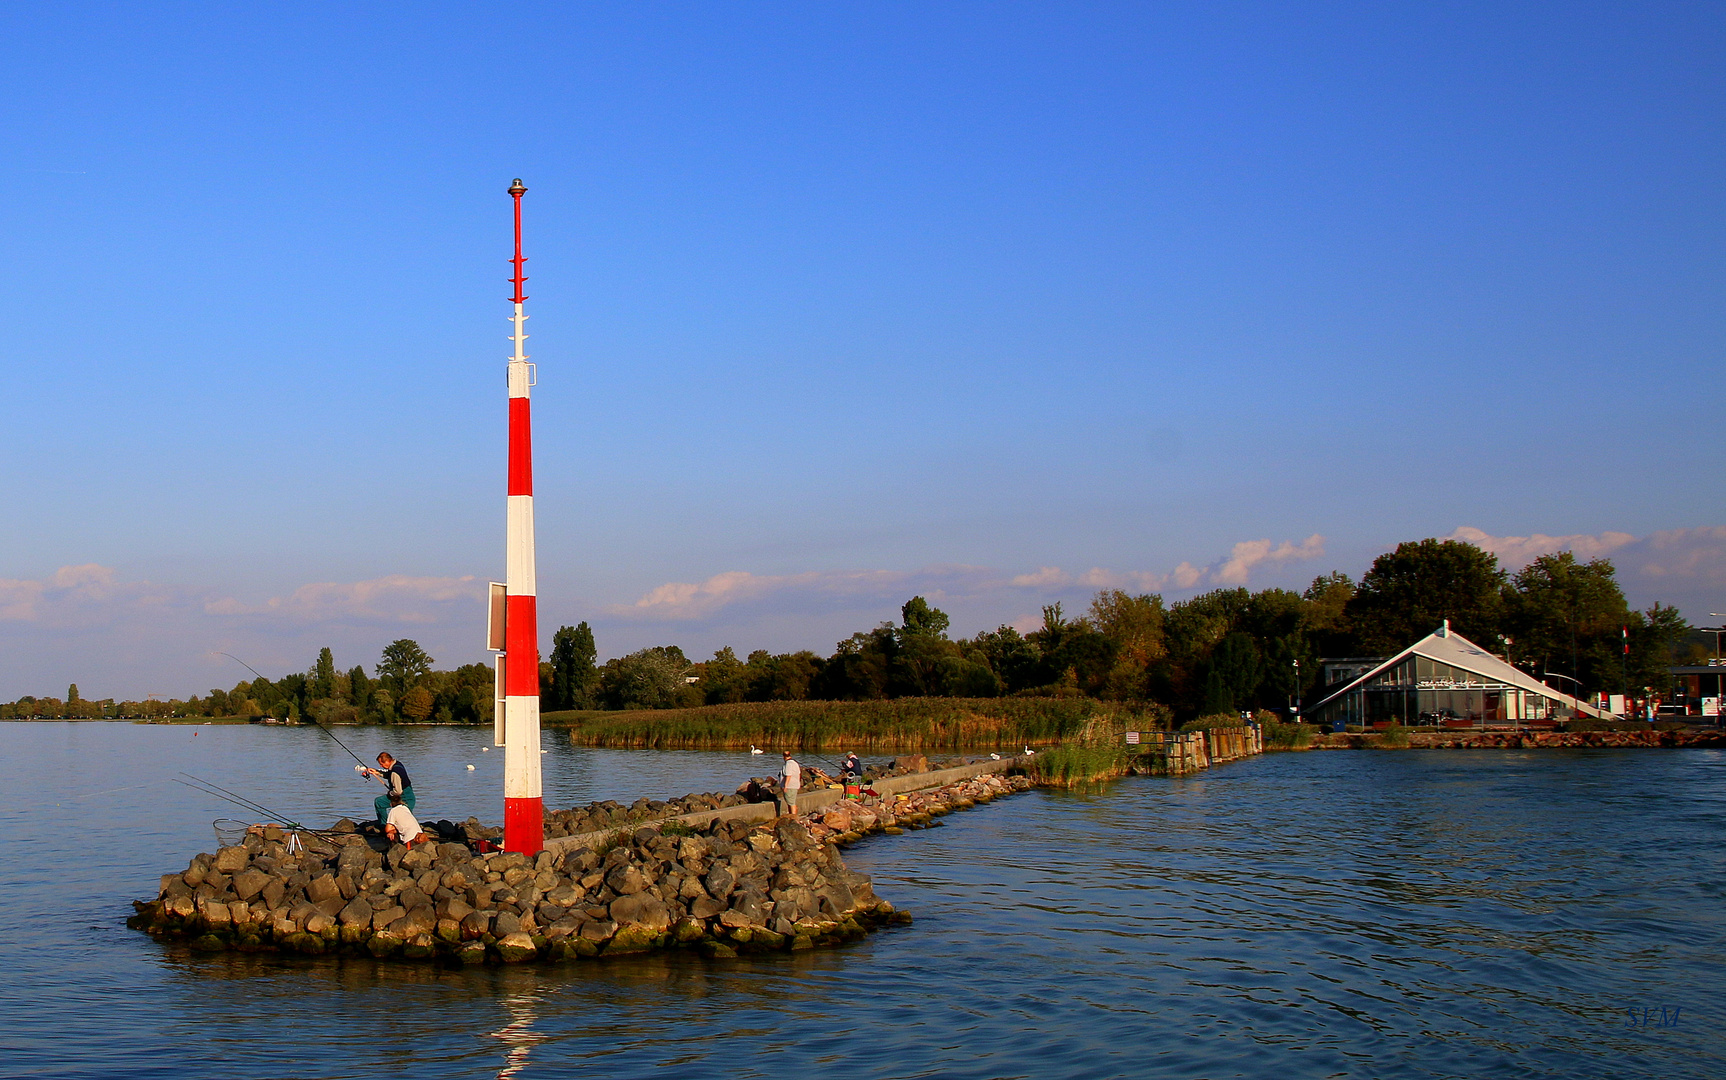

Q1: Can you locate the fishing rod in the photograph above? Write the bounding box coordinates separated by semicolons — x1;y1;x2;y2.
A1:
307;716;371;771
176;773;290;823
176;773;311;831
218;650;373;773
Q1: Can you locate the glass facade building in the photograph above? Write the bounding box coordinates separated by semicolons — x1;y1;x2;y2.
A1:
1308;624;1606;730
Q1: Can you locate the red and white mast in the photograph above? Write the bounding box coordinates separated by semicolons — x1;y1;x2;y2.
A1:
501;177;543;854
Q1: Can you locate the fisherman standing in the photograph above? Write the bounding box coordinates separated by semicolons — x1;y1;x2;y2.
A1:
778;750;801;818
359;751;414;825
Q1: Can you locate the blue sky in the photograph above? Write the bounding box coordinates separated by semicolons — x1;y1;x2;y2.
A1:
1;3;1722;698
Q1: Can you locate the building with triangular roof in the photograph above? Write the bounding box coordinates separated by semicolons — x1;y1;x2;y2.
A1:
1306;622;1610;730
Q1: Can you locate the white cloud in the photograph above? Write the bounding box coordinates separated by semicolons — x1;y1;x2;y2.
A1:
1007;535;1326;596
206;574;482;623
1449;525;1726;616
0;564;174;624
0;565;496;700
1445;526;1636;569
1635;526;1726;583
609;566;995;622
615;535;1330;623
1211;535;1326;586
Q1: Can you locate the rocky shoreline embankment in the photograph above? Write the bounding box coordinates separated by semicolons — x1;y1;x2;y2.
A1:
1313;728;1726;750
129;761;1031;964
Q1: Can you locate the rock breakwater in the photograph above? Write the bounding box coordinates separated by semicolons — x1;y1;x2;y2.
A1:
131;815;899;964
802;769;1032;846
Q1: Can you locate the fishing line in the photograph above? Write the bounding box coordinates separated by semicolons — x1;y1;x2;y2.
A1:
176;774;304;829
175;776;286;824
217;649;375;773
69;779;166;800
305;716;371;770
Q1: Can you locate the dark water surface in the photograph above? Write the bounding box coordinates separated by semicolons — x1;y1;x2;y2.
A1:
2;722;1722;1079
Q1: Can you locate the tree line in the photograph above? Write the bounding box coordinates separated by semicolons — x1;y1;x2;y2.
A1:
541;539;1695;722
0;639;494;724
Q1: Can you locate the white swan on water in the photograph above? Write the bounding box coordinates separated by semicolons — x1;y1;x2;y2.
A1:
750;745;764;755
466;764;475;770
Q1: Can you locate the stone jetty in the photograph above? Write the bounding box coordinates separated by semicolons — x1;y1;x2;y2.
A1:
129;756;1028;964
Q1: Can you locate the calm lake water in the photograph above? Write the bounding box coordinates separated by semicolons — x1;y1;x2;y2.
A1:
2;722;1723;1080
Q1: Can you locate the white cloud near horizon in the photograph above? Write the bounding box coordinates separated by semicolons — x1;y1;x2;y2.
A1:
0;565;482;627
609;566;996;622
1449;525;1726;615
0;565;490;700
204;574;482;623
613;535;1328;623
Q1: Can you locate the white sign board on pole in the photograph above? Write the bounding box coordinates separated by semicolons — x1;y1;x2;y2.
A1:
1703;697;1720;717
1609;694;1627;716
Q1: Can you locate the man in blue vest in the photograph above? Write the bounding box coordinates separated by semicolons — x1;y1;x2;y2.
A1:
359;751;414;825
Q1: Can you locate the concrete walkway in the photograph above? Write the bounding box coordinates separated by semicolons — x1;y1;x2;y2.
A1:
543;755;1021;857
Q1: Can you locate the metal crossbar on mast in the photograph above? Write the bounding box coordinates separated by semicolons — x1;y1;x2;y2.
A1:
499;177;543;854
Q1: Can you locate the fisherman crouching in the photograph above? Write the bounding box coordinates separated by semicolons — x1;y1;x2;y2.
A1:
359;751;414;825
382;791;425;846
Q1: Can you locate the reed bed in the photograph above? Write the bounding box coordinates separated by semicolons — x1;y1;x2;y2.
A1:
542;697;1151;752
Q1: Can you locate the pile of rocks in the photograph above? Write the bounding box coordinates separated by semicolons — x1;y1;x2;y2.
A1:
131;815;900;964
803;770;1031;845
541;792;748;840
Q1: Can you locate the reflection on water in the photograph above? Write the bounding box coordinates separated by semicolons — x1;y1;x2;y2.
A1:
490;993;545;1079
2;724;1724;1079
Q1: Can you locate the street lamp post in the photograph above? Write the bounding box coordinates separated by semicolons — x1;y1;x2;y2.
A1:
1542;670;1589;719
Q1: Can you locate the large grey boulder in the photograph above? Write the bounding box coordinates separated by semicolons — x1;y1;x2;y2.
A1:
703;866;735;900
370;904;406;931
337;897;373;927
690;896;726;919
213;846;250;874
232;869;271;902
307;874;341;905
608;894;670;932
605;864;646;896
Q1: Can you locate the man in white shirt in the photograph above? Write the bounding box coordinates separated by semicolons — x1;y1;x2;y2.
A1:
383;792;424;846
778;750;801;818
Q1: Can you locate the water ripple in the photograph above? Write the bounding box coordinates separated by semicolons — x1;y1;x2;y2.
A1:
2;725;1724;1078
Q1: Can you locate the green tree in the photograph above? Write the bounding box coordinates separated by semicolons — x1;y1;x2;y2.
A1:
601;646;690;710
1505;553;1636;694
812;627;896;700
700;646;749;704
348;666;373;715
67;683;80;704
899;596;951;640
969;625;1041;693
377;639;434;692
1628;602;1690;693
399;685;435;721
1302;572;1356;657
312;647;338;700
546;623;599;710
1346;539;1506;653
748;651;825;701
1087;590;1166;700
1200;632;1262;715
